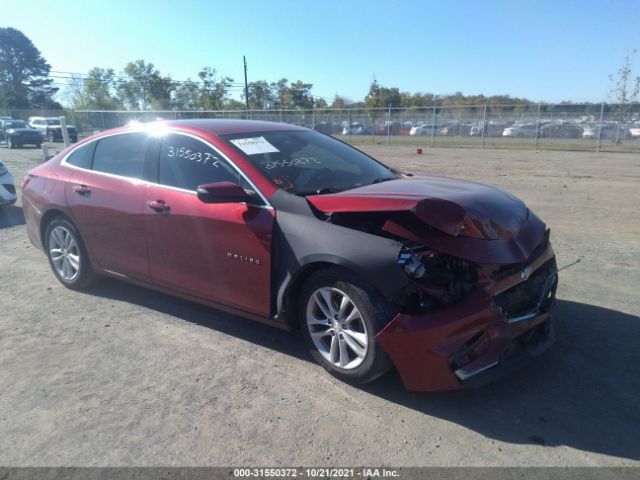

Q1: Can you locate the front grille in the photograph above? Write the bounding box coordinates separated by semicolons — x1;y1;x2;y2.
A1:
493;258;557;319
2;184;16;194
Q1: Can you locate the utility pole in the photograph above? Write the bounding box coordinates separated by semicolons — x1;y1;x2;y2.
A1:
243;55;250;113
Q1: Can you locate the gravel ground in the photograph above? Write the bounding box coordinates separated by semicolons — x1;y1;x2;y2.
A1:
0;143;639;467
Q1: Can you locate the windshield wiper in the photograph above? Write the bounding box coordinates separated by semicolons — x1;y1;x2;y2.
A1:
296;187;342;196
371;177;394;185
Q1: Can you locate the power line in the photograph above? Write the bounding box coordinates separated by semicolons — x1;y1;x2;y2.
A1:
49;71;246;88
48;69;330;101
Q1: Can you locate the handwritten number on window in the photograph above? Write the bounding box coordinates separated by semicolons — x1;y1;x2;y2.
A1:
167;145;221;168
263;157;321;170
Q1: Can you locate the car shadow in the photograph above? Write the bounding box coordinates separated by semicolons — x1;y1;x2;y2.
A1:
88;278;311;362
361;299;640;461
0;204;25;229
83;280;640;461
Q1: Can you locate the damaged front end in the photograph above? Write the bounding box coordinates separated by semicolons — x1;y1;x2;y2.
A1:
307;176;560;391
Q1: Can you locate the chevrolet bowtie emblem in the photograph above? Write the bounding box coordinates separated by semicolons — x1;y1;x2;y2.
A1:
520;265;534;280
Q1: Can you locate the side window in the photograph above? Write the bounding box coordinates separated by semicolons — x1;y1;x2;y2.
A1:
159;134;239;191
66;142;95;169
92;132;149;179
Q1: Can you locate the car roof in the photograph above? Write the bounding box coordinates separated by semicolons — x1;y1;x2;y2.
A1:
164;119;308;136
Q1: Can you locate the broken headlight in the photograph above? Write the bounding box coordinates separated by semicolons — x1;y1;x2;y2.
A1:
397;246;477;303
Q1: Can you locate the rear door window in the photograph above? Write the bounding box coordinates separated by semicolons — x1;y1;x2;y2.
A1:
159;133;239;191
66;142;95;169
92;133;150;179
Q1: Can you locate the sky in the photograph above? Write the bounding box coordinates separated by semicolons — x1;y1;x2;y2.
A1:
3;0;640;104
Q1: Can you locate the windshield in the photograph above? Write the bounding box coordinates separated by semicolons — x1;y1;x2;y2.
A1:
46;119;61;125
5;121;27;129
221;130;397;195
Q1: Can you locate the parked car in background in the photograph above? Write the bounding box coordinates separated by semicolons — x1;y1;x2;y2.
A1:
628;124;640;139
538;123;583;138
409;123;436;136
502;123;539;137
22;119;558;392
0;161;16;205
581;124;619;140
438;122;472;136
377;122;411;135
469;123;508;137
1;119;44;148
28;117;78;143
0;116;13;122
342;123;372;135
313;122;334;135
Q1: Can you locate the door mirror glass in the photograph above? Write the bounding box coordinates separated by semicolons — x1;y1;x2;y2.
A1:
196;181;252;204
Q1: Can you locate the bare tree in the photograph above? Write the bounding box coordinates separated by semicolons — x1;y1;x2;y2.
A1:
608;50;640;143
60;74;88;109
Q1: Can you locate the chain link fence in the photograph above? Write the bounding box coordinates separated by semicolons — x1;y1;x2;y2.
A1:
2;104;640;152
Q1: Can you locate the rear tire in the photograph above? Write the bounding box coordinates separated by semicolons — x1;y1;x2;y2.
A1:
299;268;394;385
45;216;98;290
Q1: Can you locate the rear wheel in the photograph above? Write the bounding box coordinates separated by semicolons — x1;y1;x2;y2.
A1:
299;268;393;385
45;217;97;290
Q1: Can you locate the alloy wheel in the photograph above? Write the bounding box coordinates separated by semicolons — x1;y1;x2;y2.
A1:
48;225;81;281
306;287;369;369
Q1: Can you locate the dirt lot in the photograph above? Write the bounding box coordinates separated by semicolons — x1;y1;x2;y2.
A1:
0;143;639;467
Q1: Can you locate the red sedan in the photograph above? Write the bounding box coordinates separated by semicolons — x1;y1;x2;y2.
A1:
22;120;558;392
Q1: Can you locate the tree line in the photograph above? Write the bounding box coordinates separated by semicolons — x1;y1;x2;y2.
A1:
1;27;638;115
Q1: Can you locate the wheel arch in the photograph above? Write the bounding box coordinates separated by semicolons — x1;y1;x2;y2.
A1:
279;259;385;330
39;208;71;250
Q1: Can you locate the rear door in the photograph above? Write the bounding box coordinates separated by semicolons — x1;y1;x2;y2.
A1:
144;132;274;317
65;132;152;282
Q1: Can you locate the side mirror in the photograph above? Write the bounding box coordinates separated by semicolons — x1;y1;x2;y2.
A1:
196;181;253;204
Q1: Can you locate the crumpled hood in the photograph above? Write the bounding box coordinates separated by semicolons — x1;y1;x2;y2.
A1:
307;176;529;240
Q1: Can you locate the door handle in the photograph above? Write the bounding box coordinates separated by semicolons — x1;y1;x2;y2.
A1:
72;184;91;195
147;199;170;212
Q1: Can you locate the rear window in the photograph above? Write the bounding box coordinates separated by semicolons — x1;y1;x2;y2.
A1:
66;142;95;169
4;121;27;129
92;133;149;179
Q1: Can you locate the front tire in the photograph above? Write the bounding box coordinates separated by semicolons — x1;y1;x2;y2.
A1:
299;268;393;385
45;217;97;290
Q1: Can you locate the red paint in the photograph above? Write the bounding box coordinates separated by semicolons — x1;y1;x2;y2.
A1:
22;119;556;392
377;244;556;392
66;169;150;282
308;175;546;264
308;176;530;240
144;183;274;317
